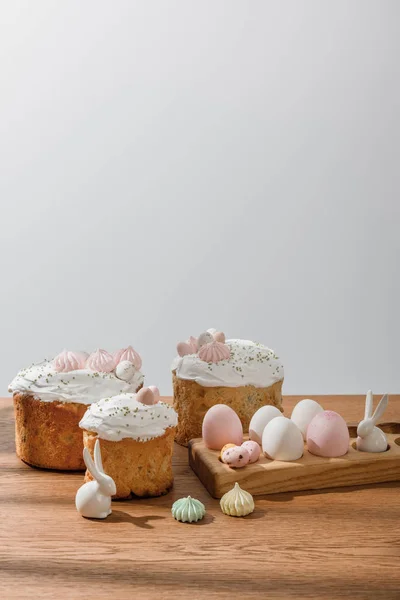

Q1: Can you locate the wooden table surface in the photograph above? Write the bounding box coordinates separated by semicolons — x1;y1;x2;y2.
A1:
1;395;400;600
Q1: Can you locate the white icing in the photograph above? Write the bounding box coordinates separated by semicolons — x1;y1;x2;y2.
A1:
172;339;284;388
8;360;144;404
79;393;178;442
171;355;182;372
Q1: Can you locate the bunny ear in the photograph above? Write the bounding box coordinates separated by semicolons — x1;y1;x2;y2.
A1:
94;439;104;474
83;447;102;482
371;393;388;425
365;390;373;419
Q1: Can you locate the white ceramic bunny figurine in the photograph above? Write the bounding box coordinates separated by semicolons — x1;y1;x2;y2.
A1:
75;440;116;519
356;390;388;453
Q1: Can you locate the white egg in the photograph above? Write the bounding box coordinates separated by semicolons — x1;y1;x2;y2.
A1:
262;416;304;461
291;399;324;440
115;360;136;382
249;405;282;445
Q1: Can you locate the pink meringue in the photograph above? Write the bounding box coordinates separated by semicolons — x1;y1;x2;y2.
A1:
136;387;157;406
177;342;194;357
113;346;142;370
198;341;231;363
76;351;89;363
86;349;115;373
53;350;87;373
148;385;160;403
213;331;226;343
187;336;198;353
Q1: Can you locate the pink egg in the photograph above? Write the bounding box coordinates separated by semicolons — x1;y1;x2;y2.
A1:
202;404;243;450
136;387;156;406
148;385;160;403
241;440;261;463
177;342;193;357
221;445;250;468
306;410;350;457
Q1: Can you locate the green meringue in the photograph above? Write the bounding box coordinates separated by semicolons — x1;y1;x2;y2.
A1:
171;496;206;523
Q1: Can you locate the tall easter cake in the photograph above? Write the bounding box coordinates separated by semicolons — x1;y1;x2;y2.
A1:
79;387;178;498
9;347;144;470
172;329;284;446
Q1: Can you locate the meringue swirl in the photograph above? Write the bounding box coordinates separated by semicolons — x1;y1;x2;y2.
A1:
113;346;142;370
53;350;87;373
171;496;206;523
198;340;231;363
220;482;254;517
86;349;115;373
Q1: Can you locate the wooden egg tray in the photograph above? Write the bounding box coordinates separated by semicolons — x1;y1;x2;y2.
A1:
188;423;400;498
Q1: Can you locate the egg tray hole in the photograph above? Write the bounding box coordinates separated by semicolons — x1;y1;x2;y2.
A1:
348;422;400;453
351;441;391;453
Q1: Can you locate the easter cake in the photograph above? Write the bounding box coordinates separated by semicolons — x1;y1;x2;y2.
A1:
172;329;284;446
79;387;178;498
9;347;144;470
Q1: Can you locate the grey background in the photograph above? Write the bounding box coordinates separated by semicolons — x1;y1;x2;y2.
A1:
1;1;399;395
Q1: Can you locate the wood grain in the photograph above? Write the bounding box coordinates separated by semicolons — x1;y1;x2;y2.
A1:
189;423;400;498
1;394;400;600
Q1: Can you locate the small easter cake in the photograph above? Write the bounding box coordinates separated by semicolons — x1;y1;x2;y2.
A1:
172;329;284;446
9;347;144;470
79;387;178;499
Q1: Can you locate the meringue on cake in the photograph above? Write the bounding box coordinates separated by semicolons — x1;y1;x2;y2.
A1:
80;387;178;498
9;347;144;470
172;329;284;446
